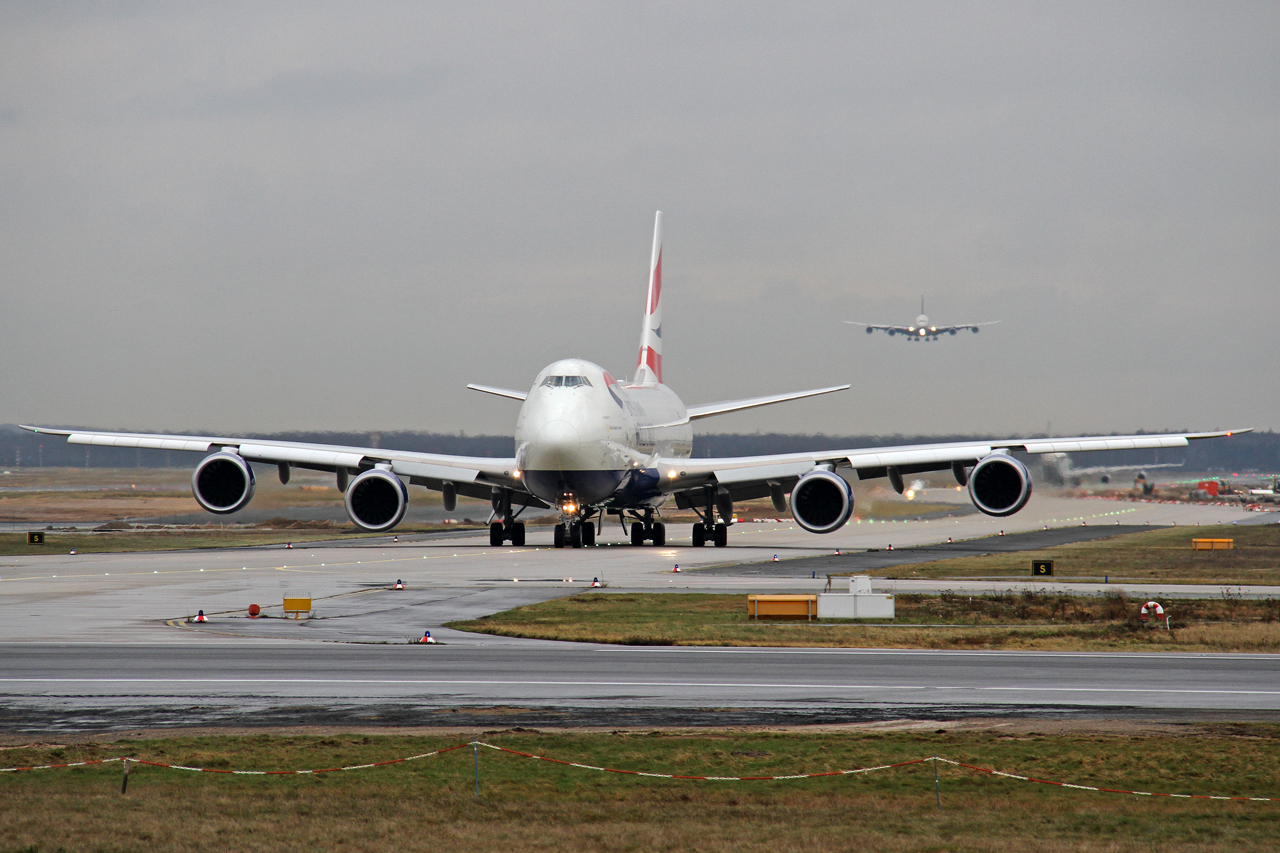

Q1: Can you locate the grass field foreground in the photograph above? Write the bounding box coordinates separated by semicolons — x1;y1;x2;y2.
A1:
447;591;1280;652
1;728;1278;852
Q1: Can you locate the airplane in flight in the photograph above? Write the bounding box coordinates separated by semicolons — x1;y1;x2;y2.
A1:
845;298;999;340
1037;453;1183;488
22;213;1245;549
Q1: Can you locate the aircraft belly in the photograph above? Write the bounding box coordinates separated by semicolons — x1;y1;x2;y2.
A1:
524;469;626;506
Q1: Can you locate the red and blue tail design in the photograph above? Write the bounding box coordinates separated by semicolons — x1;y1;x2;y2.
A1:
635;211;663;385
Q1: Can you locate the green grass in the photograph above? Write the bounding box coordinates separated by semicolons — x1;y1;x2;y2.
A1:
879;523;1280;584
447;591;1280;652
1;729;1277;852
0;525;483;557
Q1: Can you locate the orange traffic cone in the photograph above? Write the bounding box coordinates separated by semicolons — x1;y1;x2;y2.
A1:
193;610;207;623
591;577;602;588
394;579;405;590
420;631;436;644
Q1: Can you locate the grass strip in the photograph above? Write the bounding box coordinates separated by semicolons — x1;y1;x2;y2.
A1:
876;523;1280;584
447;591;1280;652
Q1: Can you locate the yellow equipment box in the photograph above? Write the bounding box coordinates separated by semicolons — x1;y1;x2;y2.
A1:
283;597;313;618
1191;539;1234;550
748;594;817;621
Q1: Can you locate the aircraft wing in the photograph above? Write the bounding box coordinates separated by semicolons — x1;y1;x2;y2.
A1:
931;321;1001;334
655;429;1249;504
467;383;528;402
18;425;539;506
843;321;906;334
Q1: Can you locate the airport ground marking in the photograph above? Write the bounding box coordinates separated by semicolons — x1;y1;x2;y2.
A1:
4;677;1279;698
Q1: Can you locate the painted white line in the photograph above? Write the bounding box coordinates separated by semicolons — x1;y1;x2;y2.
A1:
1;678;1279;696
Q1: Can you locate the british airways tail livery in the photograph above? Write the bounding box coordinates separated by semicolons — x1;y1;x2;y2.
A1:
22;212;1246;549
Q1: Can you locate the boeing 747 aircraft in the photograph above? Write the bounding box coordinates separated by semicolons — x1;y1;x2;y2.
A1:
23;213;1245;549
845;298;999;340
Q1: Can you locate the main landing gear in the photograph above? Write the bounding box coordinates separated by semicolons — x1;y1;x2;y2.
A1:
489;488;526;546
691;522;727;548
553;520;595;549
630;520;666;546
623;508;665;546
489;520;526;546
690;486;731;547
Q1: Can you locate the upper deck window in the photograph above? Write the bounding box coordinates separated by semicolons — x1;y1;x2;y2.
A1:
541;375;592;388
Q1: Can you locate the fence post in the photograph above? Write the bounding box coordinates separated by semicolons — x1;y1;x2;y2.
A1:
474;741;480;798
121;758;131;795
933;754;941;811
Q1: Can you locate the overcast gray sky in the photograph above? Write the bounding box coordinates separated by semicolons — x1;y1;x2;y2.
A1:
2;2;1276;439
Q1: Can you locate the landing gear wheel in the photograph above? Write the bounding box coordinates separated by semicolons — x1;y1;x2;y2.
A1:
582;521;595;547
553;524;566;549
713;523;728;548
511;522;526;546
691;525;705;547
489;522;504;546
631;522;645;546
652;522;666;546
569;522;584;548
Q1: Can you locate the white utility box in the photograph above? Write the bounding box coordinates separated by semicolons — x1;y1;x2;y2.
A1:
817;575;895;619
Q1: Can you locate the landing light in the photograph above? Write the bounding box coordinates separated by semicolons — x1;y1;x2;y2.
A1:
667;470;677;479
919;329;926;336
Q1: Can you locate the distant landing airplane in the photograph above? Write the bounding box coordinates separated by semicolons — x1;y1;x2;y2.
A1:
845;298;999;340
22;214;1246;549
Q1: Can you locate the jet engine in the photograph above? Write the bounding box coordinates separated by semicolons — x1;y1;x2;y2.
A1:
344;468;408;532
192;451;256;514
968;454;1033;517
789;469;854;534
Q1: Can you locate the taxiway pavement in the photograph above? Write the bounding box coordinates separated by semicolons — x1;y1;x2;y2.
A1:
2;494;1277;729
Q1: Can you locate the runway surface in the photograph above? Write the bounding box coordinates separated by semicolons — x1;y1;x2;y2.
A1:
4;642;1278;732
2;493;1277;730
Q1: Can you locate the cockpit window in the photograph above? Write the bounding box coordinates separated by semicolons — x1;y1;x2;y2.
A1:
541;375;592;388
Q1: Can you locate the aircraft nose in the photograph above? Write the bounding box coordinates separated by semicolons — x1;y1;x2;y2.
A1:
527;419;581;469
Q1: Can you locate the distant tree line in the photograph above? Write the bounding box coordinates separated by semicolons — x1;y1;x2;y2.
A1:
0;425;1275;473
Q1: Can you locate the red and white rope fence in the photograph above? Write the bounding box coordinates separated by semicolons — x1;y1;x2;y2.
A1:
1;742;1275;802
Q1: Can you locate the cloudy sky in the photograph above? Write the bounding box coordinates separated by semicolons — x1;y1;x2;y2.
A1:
2;2;1276;439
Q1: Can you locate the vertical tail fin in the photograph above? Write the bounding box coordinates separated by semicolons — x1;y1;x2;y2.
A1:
635;210;663;385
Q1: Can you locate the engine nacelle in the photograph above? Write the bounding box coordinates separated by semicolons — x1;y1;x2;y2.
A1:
192;452;256;514
344;468;408;532
789;469;854;534
968;454;1033;517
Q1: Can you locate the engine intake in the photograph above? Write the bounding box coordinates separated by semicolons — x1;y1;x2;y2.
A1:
345;468;408;532
789;469;854;534
192;452;256;514
968;454;1032;517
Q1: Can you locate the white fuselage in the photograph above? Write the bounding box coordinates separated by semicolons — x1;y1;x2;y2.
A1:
514;358;692;510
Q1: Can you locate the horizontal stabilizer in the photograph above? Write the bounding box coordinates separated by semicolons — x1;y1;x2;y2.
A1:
686;384;850;421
